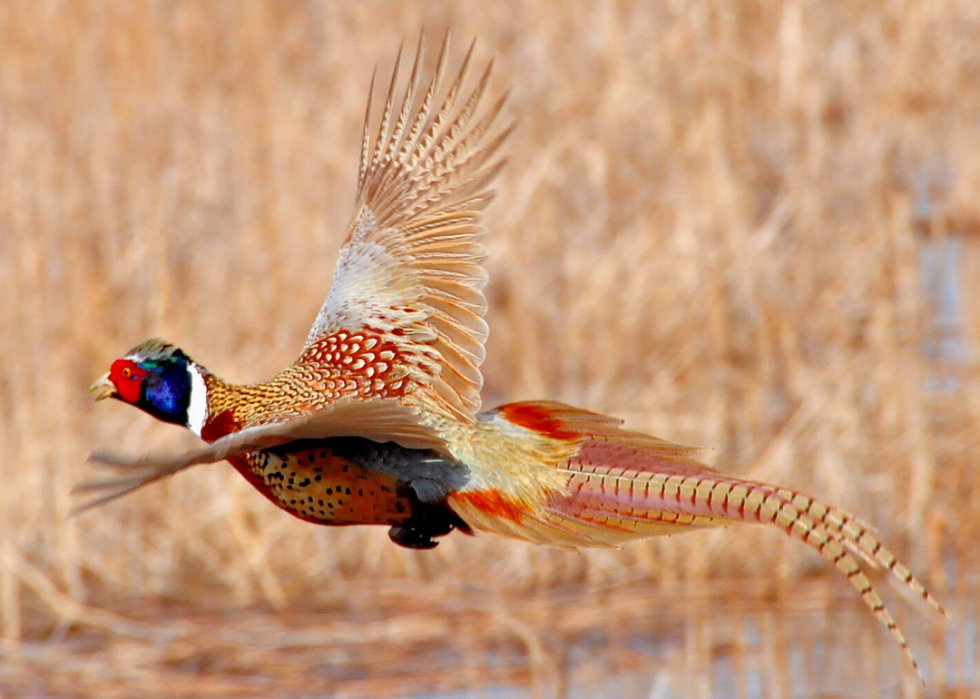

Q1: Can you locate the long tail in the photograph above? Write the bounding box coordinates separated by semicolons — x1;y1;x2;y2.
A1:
450;401;946;683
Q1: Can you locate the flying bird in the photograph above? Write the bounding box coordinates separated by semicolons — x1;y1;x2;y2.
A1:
82;33;944;681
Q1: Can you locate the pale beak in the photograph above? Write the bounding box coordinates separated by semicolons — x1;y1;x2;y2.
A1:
89;373;117;401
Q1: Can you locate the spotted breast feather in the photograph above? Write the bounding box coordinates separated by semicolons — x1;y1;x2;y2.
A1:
237;437;472;549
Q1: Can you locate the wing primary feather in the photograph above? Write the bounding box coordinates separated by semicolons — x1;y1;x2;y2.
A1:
368;41;404;178
371;35;473;213
425;55;495;171
389;116;511;228
382;32;425;170
374;33;426;190
405;31;452;174
393;40;441;176
356;67;377;195
416;37;476;159
396;39;477;201
72;484;151;515
450;121;515;182
435;90;510;179
434;191;498;218
374;57;496;221
409;158;507;222
407;121;514;222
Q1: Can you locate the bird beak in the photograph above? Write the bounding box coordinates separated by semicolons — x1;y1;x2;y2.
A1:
89;373;117;401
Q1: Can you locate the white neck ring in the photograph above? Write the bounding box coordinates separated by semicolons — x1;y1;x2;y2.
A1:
186;364;209;437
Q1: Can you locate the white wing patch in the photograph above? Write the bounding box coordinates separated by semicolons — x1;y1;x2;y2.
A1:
307;232;434;344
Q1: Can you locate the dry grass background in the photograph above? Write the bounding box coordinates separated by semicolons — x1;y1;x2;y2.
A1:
2;1;980;697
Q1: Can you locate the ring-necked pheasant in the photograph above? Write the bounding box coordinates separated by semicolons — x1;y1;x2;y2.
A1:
83;33;944;681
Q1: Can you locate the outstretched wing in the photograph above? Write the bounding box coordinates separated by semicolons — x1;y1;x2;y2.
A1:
75;398;445;512
302;32;511;421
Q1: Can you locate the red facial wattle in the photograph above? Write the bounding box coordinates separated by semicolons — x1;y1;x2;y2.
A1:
108;359;149;404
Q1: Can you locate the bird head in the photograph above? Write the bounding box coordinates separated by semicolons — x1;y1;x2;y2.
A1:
91;339;208;434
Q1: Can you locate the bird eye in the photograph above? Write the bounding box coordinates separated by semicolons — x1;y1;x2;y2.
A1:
121;367;132;379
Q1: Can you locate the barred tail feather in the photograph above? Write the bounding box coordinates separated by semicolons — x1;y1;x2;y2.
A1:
552;440;943;613
772;487;946;618
544;434;938;682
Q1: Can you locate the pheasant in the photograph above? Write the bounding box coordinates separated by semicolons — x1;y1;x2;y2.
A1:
83;33;944;681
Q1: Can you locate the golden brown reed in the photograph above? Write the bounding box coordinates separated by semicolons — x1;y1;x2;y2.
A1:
2;0;980;695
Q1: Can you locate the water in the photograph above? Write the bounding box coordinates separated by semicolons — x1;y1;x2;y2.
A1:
0;578;973;698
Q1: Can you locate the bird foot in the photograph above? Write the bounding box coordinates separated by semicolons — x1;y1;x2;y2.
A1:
388;523;448;549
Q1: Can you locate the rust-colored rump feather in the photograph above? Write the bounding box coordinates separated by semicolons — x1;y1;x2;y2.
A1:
453;490;524;523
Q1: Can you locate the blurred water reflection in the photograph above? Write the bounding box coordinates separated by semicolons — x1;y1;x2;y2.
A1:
1;578;972;698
